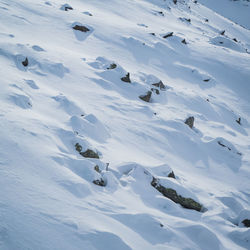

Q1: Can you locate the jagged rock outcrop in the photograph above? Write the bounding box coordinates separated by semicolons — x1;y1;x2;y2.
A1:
121;73;131;83
139;91;152;102
185;116;194;129
151;177;203;212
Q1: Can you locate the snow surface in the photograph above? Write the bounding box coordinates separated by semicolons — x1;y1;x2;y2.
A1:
0;0;250;249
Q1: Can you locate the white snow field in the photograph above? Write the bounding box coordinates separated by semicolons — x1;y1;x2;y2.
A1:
0;0;250;249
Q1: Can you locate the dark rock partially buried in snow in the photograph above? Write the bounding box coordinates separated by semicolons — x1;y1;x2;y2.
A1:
151;177;203;212
93;179;105;186
163;32;173;39
80;149;99;159
168;171;176;179
185;116;194;129
242;219;250;228
75;143;82;153
75;143;99;158
139;91;152;102
22;57;29;67
121;73;131;83
73;25;90;32
152;80;166;90
107;63;117;70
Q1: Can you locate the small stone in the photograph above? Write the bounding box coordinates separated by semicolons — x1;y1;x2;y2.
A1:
236;117;241;125
121;73;131;83
80;149;99;158
65;6;73;11
220;30;225;35
151;177;203;212
22;57;29;67
94;165;101;173
107;63;117;70
163;32;173;39
203;79;210;82
185;116;194;129
75;143;82;153
152;80;166;90
93;179;105;186
73;25;90;32
139;91;152;103
151;88;160;95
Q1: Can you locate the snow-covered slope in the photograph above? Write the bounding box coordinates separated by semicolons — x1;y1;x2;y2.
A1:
0;0;250;249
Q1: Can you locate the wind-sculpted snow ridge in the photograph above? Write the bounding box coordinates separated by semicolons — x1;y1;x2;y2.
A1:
0;0;250;249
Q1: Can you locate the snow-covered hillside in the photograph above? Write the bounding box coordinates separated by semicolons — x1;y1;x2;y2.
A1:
0;0;250;249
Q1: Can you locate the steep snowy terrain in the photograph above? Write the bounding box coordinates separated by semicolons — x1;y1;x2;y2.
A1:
0;0;250;249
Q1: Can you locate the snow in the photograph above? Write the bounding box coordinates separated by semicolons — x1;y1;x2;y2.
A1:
0;0;250;249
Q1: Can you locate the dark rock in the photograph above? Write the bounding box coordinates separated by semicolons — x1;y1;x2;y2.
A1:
80;149;99;159
73;25;90;32
242;219;250;228
236;117;241;125
150;33;156;36
94;165;101;173
203;79;210;82
220;30;225;35
65;6;73;11
93;179;105;186
218;141;231;151
107;63;117;70
185;116;194;129
168;171;176;179
152;80;166;90
121;73;131;83
173;0;177;4
233;38;238;42
151;88;160;95
205;18;209;22
75;143;82;153
151;177;203;212
139;91;152;103
163;32;173;39
22;57;29;67
182;39;187;44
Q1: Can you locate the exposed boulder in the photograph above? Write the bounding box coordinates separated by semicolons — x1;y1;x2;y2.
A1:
151;88;160;95
93;179;105;186
181;39;187;44
22;57;29;67
94;165;101;173
163;32;173;39
121;73;131;83
75;143;99;158
151;177;203;212
152;80;166;90
236;117;241;125
107;63;117;70
185;116;194;129
75;143;82;153
168;171;176;179
139;91;152;102
73;25;90;32
80;149;99;159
